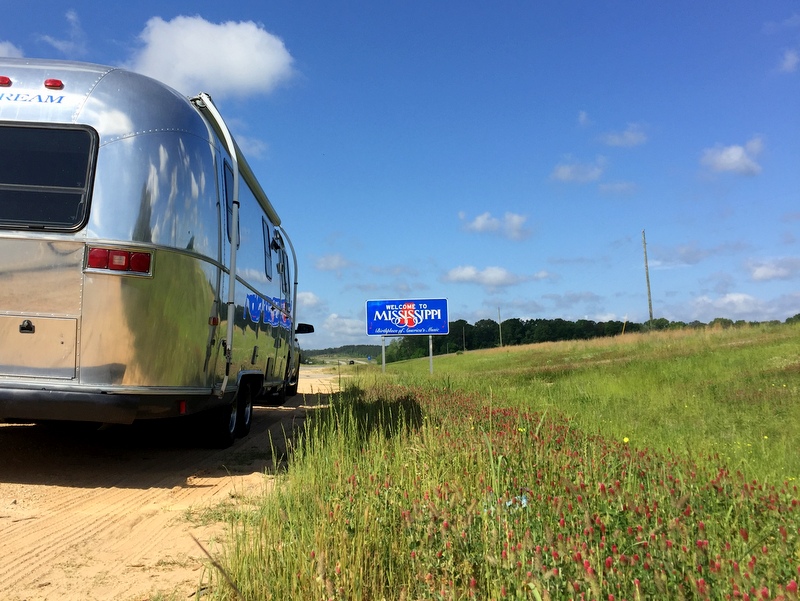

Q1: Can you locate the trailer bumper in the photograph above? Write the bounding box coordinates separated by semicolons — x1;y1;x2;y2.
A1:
0;386;225;424
0;388;141;424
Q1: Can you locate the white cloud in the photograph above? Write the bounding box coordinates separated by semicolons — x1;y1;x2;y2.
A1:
314;253;350;272
297;291;323;309
779;49;799;72
684;291;800;323
763;13;800;34
600;123;647;147
700;136;764;176
551;156;606;183
234;134;268;159
462;211;499;233
128;16;294;98
748;257;800;281
443;265;523;288
459;211;531;240
502;213;530;240
673;242;716;265
0;41;24;57
690;293;764;319
322;313;367;341
39;10;87;57
578;110;590;126
296;312;371;350
652;241;748;268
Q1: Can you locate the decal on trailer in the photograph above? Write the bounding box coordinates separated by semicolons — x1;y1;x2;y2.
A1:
0;93;65;104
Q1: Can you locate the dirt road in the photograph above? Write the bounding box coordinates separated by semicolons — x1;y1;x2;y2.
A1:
0;366;340;601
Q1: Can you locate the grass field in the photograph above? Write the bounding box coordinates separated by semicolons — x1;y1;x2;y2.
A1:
201;323;800;600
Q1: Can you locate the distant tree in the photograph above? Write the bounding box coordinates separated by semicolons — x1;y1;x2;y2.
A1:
708;317;734;329
603;320;626;336
501;318;526;346
384;338;404;363
786;313;800;324
400;335;427;359
304;344;382;358
448;319;473;351
575;319;597;340
524;319;553;344
647;317;670;331
474;319;500;348
550;318;575;341
626;321;644;334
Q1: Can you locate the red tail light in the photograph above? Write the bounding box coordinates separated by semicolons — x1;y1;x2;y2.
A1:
108;250;129;270
86;247;152;275
130;252;152;273
87;248;109;269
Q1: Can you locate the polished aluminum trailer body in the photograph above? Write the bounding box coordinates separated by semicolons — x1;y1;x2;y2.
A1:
0;58;308;441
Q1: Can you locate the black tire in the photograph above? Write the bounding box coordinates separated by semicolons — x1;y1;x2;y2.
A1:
284;358;299;398
234;382;253;438
203;401;237;448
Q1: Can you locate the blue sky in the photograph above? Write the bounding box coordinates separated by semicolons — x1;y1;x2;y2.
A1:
4;2;800;349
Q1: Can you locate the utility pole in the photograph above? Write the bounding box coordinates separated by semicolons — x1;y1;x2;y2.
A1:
642;230;654;329
498;307;503;347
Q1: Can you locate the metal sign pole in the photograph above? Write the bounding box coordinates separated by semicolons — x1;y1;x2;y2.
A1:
429;335;433;374
381;335;386;373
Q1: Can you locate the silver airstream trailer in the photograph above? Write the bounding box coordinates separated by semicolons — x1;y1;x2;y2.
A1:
0;58;313;446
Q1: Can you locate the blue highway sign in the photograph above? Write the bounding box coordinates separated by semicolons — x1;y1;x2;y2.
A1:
366;298;449;336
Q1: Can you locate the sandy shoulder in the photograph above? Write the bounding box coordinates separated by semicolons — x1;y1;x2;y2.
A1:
0;365;339;601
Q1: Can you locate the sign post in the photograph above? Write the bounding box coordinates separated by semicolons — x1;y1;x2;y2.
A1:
365;298;449;372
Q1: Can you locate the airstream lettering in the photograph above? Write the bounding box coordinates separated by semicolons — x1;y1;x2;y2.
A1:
0;93;66;104
0;58;313;447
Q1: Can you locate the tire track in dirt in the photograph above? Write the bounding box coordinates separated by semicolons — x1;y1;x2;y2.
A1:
0;367;340;601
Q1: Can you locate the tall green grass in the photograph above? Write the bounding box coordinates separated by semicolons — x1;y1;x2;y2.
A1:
383;323;800;482
198;324;800;600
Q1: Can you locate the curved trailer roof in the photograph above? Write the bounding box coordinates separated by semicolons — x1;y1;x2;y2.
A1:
0;57;281;226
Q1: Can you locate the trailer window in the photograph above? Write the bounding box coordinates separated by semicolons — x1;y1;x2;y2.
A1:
223;161;240;248
262;218;273;280
0;124;97;230
280;248;291;296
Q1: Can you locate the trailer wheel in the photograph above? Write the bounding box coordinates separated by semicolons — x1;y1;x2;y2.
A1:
203;401;237;448
235;382;253;438
283;359;299;398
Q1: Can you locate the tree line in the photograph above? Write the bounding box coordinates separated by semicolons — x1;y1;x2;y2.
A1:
304;314;800;364
384;317;641;362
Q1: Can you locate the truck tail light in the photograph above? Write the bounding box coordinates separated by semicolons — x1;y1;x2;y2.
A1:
86;247;152;275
